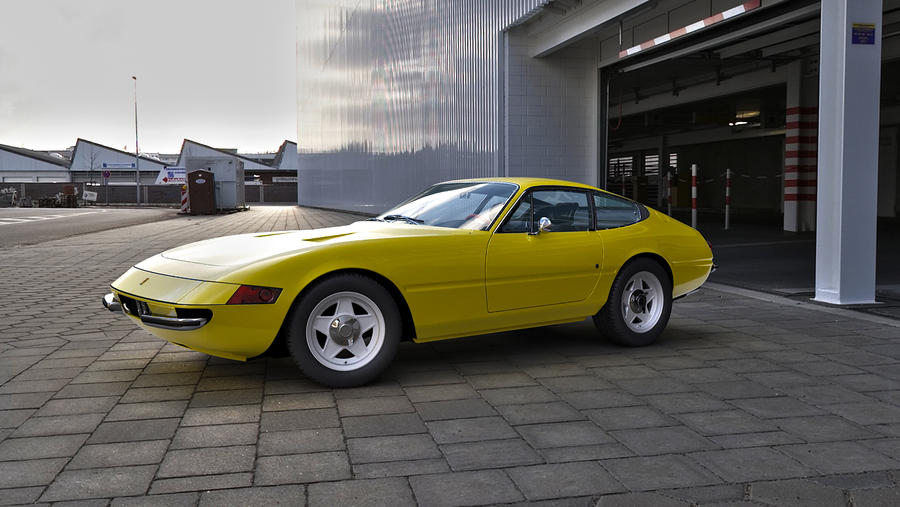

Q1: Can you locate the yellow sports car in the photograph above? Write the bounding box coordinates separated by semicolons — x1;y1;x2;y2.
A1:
103;178;713;387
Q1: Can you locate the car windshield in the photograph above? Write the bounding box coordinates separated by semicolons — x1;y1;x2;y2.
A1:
375;182;518;230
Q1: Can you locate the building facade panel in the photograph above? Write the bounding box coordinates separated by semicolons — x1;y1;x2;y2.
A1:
297;0;544;213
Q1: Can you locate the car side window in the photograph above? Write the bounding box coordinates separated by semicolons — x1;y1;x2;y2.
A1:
532;190;590;232
499;193;533;233
594;192;641;229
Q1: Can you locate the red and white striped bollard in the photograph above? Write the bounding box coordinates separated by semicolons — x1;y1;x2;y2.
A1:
180;184;189;214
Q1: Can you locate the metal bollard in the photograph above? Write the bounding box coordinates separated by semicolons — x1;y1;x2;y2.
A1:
666;170;672;216
725;168;731;230
691;164;698;229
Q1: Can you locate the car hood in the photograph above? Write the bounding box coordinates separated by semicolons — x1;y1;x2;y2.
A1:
148;220;470;271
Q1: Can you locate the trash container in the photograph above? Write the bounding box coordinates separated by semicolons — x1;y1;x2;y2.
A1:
187;170;216;215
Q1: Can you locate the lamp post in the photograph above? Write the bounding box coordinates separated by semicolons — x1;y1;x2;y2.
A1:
132;75;140;204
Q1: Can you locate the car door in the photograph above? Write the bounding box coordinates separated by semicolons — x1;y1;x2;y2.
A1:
484;187;603;312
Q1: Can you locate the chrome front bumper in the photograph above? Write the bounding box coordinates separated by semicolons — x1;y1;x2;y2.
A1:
103;292;209;331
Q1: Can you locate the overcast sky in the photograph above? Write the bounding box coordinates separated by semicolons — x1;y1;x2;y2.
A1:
0;0;296;154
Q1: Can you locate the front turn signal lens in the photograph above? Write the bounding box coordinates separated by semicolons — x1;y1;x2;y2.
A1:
227;285;282;305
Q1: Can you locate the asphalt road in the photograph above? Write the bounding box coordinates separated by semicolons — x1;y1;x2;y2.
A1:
0;207;179;248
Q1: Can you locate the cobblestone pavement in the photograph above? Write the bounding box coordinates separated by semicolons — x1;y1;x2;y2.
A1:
1;206;899;506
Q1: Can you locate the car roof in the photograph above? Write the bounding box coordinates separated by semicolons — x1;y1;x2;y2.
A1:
444;177;599;191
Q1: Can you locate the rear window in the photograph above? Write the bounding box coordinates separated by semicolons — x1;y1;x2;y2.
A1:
593;192;643;229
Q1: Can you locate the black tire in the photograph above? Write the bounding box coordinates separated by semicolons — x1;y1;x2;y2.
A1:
286;274;401;387
593;258;672;347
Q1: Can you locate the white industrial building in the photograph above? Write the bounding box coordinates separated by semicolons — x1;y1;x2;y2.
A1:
0;144;70;182
69;138;167;184
296;0;895;305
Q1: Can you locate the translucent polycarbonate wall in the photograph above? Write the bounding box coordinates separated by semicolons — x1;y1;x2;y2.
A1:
297;0;544;213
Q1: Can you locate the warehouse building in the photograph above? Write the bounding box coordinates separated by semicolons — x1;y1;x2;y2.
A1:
69;138;167;184
297;0;893;304
0;144;70;182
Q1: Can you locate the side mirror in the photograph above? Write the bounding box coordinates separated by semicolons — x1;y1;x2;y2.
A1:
530;216;552;235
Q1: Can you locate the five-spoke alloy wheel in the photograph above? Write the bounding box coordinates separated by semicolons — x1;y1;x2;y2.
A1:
594;258;672;347
288;274;401;387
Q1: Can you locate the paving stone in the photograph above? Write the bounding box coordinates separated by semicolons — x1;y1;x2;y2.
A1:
403;383;478;403
690;448;814;482
520;363;588;378
749;479;846;507
337;395;413;416
774;415;879;442
849;487;900;507
105;400;189;421
809;470;895;490
593;365;659;380
0;408;35;429
602;454;720;491
394;369;464;387
729;396;825;419
120;386;195;403
426;416;517;444
641;392;731;414
0;458;67;487
262;392;334;411
68;440;170;469
613;377;693;396
12;413;104;437
440;438;542;471
170;423;258;449
181;405;259;426
189;388;263;407
40;465;156;501
559;390;642;409
149;473;253;494
35;396;118;417
157;445;256;478
409;470;524;506
255;452;351;485
196;375;264;392
111;492;200;507
308;477;415;507
597;492;690;506
610;426;717;455
517;421;614;448
675;410;777;436
0;486;44;506
258;428;344;455
709;431;804;448
260;408;339;431
199;485;305;506
478;386;557;405
342;413;426;438
88;418;180;444
414;399;496;421
586;406;676;430
695;380;776;399
0;434;88;461
539;375;613;393
70;369;142;384
0;392;53;409
54;382;131;399
541;443;633;463
826;401;900;425
0;378;69;394
347;434;441;463
496;401;584;426
658;484;746;504
353;458;450;479
781;383;873;405
332;381;404;399
507;461;624;500
777;441;900;474
465;372;536;389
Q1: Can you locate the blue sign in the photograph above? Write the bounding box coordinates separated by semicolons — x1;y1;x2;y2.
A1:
852;23;876;45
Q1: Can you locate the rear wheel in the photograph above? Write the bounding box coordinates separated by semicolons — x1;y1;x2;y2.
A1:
287;274;401;387
594;258;672;347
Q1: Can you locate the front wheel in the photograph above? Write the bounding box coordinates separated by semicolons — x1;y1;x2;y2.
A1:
594;259;672;347
287;274;401;387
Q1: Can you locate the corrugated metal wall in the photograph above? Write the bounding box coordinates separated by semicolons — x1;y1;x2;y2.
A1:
297;0;544;213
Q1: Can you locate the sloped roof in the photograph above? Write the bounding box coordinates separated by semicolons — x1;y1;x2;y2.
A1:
180;139;275;167
0;143;70;167
271;140;297;168
73;138;168;166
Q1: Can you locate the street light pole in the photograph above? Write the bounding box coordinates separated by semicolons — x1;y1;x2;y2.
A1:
132;75;140;204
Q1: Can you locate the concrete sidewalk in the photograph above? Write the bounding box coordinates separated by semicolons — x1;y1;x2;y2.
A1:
1;206;899;506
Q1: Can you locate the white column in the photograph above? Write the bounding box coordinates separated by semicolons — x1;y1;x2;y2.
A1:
814;0;881;305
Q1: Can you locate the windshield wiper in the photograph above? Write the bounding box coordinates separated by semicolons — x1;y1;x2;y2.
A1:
380;214;424;224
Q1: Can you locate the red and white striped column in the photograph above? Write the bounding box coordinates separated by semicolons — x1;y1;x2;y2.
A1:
691;164;698;229
784;106;817;231
180;184;190;214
